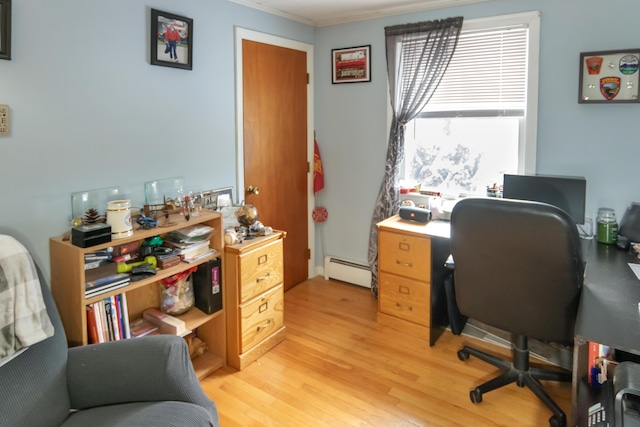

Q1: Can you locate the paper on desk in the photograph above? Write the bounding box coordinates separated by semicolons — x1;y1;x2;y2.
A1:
628;263;640;280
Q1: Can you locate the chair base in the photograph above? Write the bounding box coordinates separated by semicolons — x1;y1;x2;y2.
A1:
458;335;571;427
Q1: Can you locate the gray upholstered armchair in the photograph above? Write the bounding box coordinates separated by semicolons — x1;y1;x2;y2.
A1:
0;234;220;427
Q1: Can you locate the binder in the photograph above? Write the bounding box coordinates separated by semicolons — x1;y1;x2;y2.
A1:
192;258;223;315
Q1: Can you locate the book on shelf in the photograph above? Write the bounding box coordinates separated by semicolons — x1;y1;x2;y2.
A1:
164;239;210;253
93;301;105;343
104;299;116;341
129;318;159;338
85;277;130;298
84;255;111;263
119;293;131;339
183;248;217;263
165;225;214;245
143;308;188;336
110;295;123;340
84;259;110;270
86;273;129;288
86;305;100;344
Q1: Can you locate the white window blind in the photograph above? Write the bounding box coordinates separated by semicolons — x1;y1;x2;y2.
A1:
425;25;528;111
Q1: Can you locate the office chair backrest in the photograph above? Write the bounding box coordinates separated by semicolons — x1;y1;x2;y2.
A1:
450;197;584;343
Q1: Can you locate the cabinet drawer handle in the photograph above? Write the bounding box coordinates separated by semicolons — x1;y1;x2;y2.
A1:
256;273;271;282
257;319;271;332
396;260;413;267
396;302;413;311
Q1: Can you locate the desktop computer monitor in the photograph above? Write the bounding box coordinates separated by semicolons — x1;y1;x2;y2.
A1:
502;174;587;224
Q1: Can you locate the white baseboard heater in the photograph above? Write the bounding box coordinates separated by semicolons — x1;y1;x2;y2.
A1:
324;256;371;288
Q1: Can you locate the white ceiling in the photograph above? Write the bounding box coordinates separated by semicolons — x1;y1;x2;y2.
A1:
229;0;493;27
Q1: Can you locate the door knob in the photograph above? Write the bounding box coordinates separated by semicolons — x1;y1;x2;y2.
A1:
246;185;260;195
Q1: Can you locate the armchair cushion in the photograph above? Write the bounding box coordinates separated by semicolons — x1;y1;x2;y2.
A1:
62;401;216;427
67;335;216;415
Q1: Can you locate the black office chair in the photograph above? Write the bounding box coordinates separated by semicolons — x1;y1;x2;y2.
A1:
450;197;584;427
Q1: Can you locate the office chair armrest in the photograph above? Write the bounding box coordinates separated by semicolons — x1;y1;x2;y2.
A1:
66;335;217;418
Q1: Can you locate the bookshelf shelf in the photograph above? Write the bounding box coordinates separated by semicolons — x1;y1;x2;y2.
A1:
50;210;226;376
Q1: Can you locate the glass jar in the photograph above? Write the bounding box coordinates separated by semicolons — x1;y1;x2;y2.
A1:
160;267;197;316
596;208;618;245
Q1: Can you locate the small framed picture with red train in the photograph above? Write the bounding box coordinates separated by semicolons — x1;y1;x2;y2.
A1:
332;45;371;84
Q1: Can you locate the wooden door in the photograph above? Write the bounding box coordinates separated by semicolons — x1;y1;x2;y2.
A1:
242;40;308;291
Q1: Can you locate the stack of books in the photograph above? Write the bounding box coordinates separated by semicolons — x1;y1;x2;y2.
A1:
163;239;216;263
163;225;217;263
86;293;131;343
85;273;130;298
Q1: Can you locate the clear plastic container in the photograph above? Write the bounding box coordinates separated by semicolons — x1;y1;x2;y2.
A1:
596;208;618;245
160;268;196;316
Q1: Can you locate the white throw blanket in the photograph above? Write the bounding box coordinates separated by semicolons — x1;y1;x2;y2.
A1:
0;235;54;364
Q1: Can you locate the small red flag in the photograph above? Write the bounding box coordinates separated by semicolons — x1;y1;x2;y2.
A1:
313;138;325;194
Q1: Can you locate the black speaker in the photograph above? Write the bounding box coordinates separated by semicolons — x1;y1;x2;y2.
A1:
192;258;223;315
399;206;431;223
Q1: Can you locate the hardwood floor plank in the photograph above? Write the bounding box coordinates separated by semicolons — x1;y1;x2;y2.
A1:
201;276;572;426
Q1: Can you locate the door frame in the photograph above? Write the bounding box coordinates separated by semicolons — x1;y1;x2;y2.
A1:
234;27;316;279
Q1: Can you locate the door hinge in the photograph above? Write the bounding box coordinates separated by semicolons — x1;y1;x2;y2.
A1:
307;161;311;173
307;73;310;84
307;248;311;260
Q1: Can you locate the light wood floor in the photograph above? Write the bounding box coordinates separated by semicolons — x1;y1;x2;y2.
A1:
200;276;572;426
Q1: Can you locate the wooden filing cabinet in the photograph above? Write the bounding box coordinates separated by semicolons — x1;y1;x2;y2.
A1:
376;215;451;345
224;231;286;370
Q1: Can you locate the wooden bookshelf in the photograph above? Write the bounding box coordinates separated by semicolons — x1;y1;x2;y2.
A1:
50;210;226;379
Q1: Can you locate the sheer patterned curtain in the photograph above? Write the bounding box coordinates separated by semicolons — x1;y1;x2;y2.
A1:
368;17;463;298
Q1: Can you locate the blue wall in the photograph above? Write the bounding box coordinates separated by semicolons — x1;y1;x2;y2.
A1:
0;0;314;273
2;0;639;279
313;0;640;268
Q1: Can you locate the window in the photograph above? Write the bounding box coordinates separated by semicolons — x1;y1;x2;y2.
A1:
402;11;540;196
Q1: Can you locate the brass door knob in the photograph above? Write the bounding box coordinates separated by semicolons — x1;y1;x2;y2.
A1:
247;185;260;195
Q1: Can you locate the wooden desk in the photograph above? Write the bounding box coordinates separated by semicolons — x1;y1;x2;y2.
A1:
572;241;640;426
376;215;452;345
377;217;640;425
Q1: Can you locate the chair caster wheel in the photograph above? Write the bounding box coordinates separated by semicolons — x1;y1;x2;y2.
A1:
470;388;482;404
516;377;525;387
457;349;469;361
549;414;565;427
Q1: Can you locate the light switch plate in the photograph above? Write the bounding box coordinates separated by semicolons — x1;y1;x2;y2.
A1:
0;105;9;136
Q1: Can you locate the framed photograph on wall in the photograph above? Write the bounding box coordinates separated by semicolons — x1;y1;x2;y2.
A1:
579;49;640;103
0;0;11;60
150;8;193;70
332;45;371;84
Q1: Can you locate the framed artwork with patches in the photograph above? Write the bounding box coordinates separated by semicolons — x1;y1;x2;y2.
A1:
579;49;640;103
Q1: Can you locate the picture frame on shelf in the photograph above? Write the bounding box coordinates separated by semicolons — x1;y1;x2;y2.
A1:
0;0;11;60
150;8;193;70
578;49;640;103
201;187;234;211
331;45;371;84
